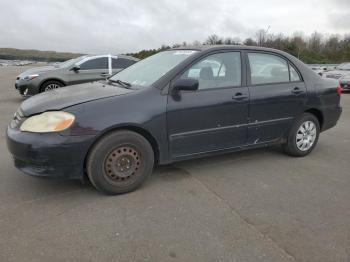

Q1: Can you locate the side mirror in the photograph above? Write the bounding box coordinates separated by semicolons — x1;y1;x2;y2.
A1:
172;78;199;92
70;65;80;72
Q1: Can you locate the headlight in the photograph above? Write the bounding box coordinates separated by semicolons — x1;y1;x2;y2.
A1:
23;74;39;81
20;111;75;133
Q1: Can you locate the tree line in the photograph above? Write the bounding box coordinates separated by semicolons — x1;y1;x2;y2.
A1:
127;30;350;64
2;31;349;64
0;48;83;62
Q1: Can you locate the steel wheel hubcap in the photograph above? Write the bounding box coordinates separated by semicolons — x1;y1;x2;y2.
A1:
104;146;140;182
45;83;60;91
296;121;317;151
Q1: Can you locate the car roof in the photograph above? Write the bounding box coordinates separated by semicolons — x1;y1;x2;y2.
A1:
171;45;291;55
82;54;139;61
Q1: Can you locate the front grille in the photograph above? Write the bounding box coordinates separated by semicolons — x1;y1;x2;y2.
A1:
14;108;24;119
11;108;25;128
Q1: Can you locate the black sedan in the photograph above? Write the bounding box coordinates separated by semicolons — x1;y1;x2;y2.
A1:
7;46;342;194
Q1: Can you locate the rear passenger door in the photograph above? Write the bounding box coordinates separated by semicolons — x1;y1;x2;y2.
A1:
68;57;109;85
112;58;136;74
246;52;307;144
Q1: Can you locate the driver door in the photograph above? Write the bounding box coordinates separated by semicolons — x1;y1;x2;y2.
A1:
166;51;249;160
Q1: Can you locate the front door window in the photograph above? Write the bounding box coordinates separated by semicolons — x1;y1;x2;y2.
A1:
180;52;241;90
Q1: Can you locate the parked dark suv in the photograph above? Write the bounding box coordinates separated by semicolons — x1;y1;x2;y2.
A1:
7;46;342;194
15;54;139;96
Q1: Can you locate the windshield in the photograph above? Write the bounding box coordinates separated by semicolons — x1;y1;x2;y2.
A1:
337;63;350;70
55;56;86;68
109;50;198;87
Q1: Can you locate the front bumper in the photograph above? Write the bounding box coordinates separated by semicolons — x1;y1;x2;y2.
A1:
6;126;96;179
15;78;40;96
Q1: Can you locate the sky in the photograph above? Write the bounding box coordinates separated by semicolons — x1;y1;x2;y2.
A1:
0;0;349;54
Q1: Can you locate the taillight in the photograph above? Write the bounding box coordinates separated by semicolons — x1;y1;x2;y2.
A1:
337;83;342;95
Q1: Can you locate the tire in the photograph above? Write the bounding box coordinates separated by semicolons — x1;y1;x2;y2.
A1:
86;130;154;195
283;113;320;157
40;80;63;92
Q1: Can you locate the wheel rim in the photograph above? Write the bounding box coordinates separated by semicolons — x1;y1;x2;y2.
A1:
296;120;317;151
44;83;60;91
103;146;141;185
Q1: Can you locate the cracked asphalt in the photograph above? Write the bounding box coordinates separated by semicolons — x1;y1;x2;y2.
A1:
0;65;349;262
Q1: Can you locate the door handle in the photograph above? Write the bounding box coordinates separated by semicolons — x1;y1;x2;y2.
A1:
100;72;109;77
291;87;304;95
232;92;248;101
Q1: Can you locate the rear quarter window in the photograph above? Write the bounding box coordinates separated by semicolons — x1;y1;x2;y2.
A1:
112;58;136;69
290;64;302;82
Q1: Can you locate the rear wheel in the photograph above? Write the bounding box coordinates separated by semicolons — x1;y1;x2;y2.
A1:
283;113;320;157
40;80;63;92
87;130;154;195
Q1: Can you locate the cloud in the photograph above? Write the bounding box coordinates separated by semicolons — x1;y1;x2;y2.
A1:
0;0;349;54
327;0;350;30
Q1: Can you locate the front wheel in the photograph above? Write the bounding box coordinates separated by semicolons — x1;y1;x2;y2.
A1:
283;113;320;157
86;130;154;195
40;80;63;92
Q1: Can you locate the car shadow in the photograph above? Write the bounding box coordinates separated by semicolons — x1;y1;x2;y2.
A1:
153;144;283;174
16;145;285;197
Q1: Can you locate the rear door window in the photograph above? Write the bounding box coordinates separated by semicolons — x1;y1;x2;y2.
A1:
80;57;108;70
248;53;289;85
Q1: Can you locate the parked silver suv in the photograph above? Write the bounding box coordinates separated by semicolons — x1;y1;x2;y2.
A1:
15;54;139;96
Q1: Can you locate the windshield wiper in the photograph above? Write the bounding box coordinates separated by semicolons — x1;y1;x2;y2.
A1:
108;79;132;88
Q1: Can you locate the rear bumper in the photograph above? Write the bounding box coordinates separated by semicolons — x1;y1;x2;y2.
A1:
321;106;342;132
6;126;96;179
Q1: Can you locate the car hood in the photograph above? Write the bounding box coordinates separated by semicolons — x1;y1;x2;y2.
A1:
20;81;135;116
18;65;58;77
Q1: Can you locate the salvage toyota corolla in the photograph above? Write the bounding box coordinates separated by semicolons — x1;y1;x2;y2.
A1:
7;46;342;194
